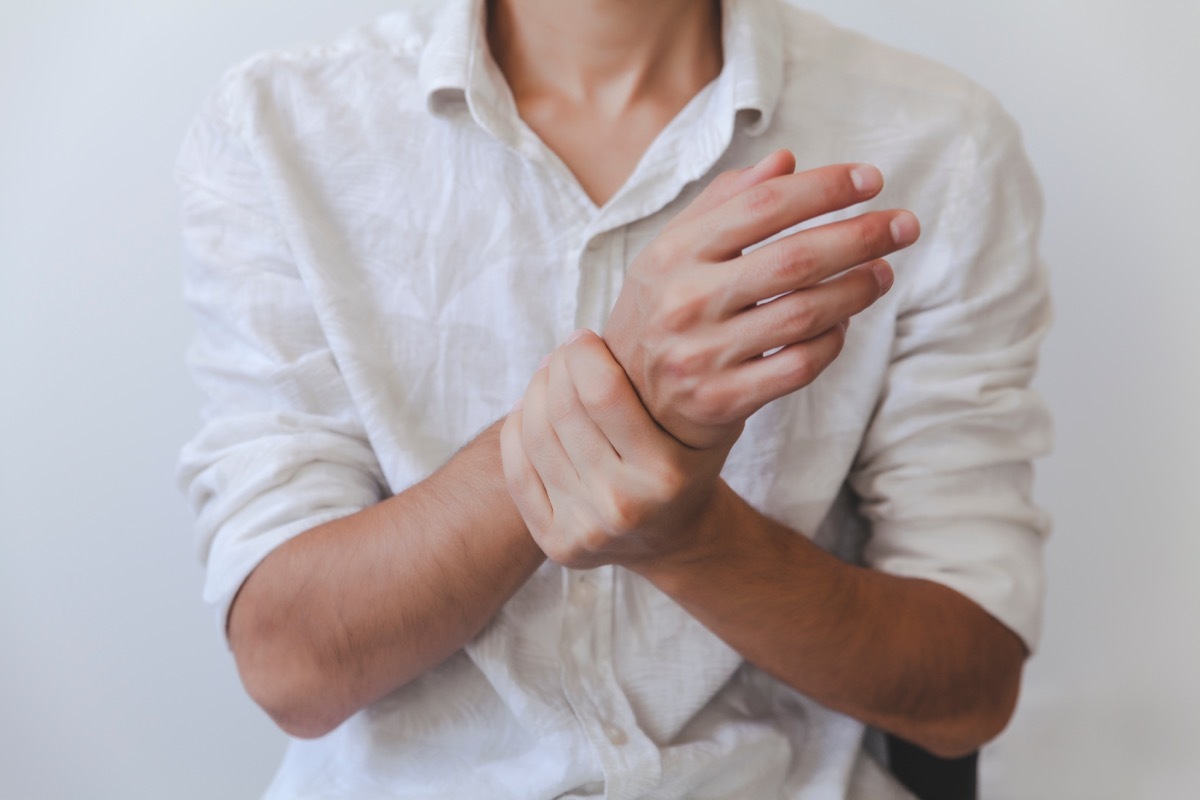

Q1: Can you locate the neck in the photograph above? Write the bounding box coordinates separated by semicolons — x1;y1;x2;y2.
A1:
487;0;723;117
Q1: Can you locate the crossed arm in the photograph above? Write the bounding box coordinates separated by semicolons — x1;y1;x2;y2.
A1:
500;328;1023;759
227;151;1026;755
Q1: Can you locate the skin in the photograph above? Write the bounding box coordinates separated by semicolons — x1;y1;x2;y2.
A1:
502;328;1025;757
227;0;1026;757
227;0;722;738
499;153;1026;749
228;421;545;739
487;0;722;206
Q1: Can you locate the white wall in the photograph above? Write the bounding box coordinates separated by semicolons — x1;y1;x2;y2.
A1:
1;2;1195;798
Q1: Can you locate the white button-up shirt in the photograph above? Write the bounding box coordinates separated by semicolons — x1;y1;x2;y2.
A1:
177;0;1052;797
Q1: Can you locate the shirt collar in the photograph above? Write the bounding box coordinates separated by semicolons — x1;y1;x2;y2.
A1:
417;0;785;138
415;0;476;115
720;0;785;135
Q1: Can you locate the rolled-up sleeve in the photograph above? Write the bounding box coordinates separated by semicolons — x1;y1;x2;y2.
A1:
176;75;387;639
850;94;1053;653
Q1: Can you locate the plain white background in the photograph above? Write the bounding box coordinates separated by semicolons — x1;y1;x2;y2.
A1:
1;1;1196;798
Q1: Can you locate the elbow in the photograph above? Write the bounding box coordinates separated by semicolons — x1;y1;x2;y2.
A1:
267;705;346;741
902;602;1029;759
228;595;351;739
917;715;1009;761
910;666;1023;760
249;670;348;740
919;713;1015;761
233;637;351;739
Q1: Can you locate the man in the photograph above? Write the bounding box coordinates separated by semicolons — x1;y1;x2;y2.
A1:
177;0;1051;797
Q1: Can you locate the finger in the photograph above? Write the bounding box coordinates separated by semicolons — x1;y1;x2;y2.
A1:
544;340;622;480
499;405;553;533
702;322;849;421
666;149;797;231
519;365;579;498
564;331;673;460
722;260;891;362
720;210;916;311
690;163;890;260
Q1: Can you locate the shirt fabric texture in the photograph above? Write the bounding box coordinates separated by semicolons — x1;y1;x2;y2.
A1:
176;0;1053;797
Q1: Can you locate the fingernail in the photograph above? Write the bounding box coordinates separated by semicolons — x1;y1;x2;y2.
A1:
890;212;920;246
565;328;588;344
538;354;551;370
510;397;524;413
850;164;883;195
871;261;894;295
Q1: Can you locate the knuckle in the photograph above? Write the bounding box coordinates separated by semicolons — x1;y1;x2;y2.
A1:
646;230;688;272
848;218;875;257
542;524;595;569
692;382;738;426
581;524;611;556
519;417;541;451
658;342;709;384
817;168;848;203
783;348;822;387
712;168;741;194
646;459;686;504
545;389;575;425
578;363;626;415
656;284;711;332
742;182;782;223
540;535;571;566
782;295;818;335
602;487;643;532
774;237;818;285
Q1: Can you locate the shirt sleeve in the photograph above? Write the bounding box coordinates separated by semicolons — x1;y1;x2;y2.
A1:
849;93;1053;653
175;72;388;640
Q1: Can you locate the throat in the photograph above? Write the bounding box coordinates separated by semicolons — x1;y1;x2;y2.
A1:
514;93;700;208
486;0;724;207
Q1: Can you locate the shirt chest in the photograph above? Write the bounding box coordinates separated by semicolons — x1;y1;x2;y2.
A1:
268;104;892;537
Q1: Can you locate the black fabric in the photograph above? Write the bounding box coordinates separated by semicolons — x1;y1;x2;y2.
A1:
886;735;978;800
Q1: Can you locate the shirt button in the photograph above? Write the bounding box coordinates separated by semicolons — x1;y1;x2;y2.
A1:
602;721;628;746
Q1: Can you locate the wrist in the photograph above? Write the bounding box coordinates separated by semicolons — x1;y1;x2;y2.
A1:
630;479;747;581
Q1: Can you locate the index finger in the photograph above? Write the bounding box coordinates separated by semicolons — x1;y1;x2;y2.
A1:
689;163;885;260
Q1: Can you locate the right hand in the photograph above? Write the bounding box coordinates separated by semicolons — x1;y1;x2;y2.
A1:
603;149;920;450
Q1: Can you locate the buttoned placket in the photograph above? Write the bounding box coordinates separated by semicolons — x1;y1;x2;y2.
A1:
461;12;763;793
557;225;667;799
546;88;751;800
573;226;628;336
558;566;664;800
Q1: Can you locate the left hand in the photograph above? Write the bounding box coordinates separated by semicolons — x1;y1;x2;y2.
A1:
500;329;730;569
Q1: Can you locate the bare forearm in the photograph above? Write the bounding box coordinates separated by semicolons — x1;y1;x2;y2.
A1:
500;157;1018;755
229;420;545;738
631;481;1026;758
